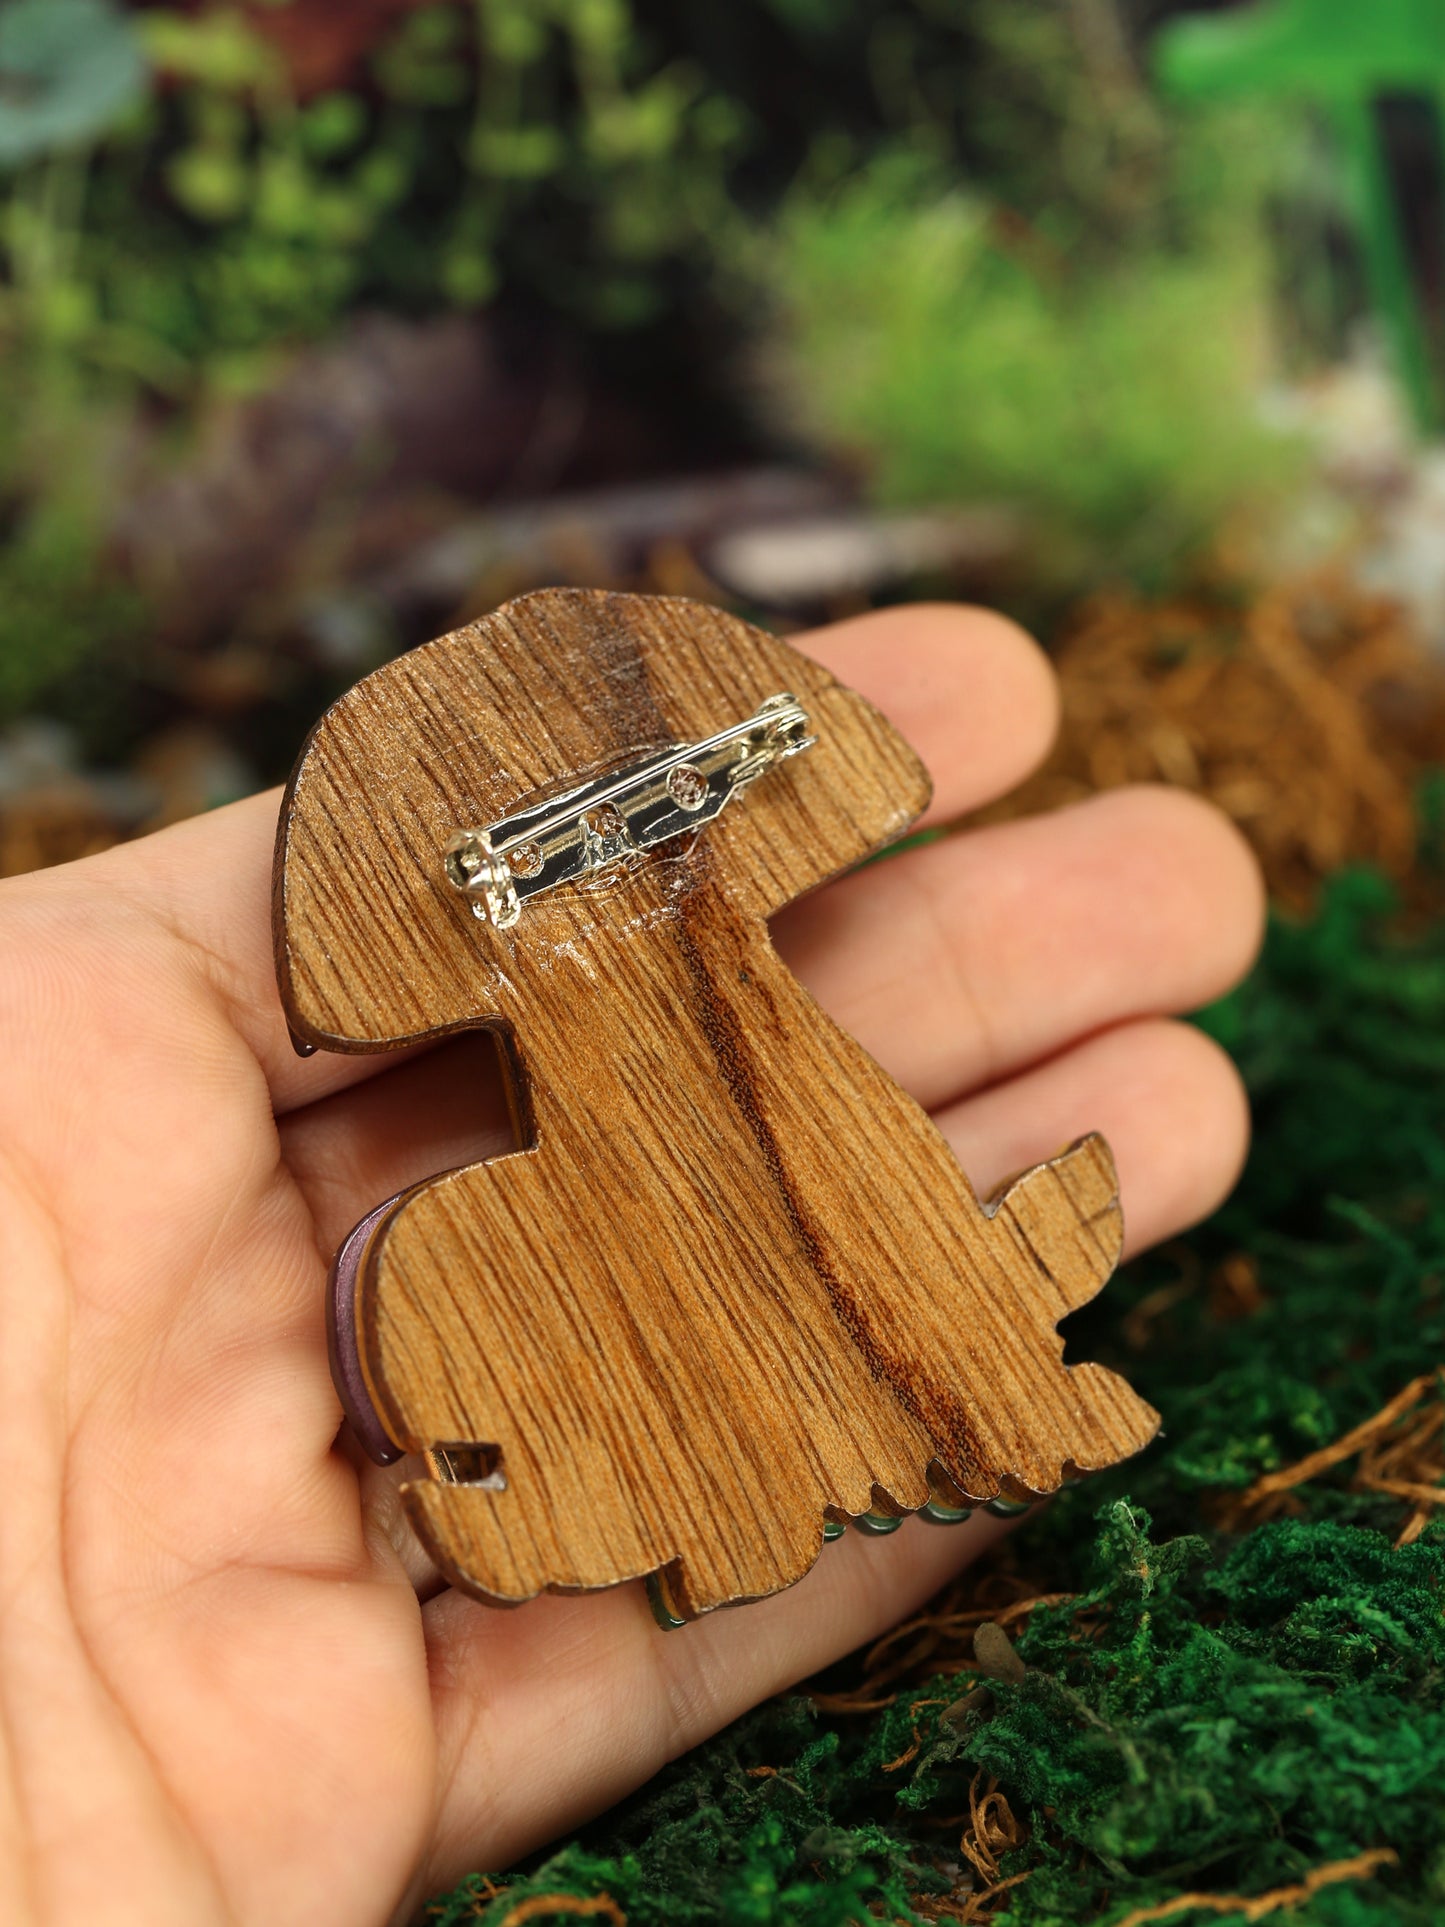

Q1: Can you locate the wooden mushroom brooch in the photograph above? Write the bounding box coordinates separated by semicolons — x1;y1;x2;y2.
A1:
274;589;1158;1623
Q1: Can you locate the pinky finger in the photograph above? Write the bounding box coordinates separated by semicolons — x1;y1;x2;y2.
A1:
934;1017;1250;1259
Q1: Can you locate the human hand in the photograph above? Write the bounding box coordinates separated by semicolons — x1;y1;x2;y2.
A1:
0;605;1262;1925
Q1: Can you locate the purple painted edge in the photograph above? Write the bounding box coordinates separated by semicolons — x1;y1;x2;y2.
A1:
327;1196;406;1466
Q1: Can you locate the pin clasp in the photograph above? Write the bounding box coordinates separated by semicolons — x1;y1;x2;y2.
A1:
445;692;815;927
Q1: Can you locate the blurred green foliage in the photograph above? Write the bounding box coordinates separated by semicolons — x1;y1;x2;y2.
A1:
0;504;145;716
0;0;1310;714
0;0;756;391
0;1;1301;420
0;0;759;715
755;8;1302;585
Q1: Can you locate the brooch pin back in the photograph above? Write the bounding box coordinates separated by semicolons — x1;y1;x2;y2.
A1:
275;588;1159;1621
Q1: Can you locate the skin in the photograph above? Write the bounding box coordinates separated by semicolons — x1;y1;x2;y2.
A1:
0;604;1264;1926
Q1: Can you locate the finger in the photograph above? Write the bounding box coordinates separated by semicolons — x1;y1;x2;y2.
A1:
802;602;1059;827
278;1031;516;1253
81;604;1055;1115
349;1445;452;1599
774;785;1265;1114
419;1509;1016;1889
87;786;373;1112
936;1017;1250;1256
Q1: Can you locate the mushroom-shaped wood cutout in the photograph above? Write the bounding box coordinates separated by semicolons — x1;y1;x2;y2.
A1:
274;589;1158;1620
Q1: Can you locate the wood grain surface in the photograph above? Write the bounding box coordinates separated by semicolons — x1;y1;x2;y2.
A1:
275;589;1158;1618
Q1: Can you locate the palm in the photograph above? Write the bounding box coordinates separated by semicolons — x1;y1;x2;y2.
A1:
0;607;1262;1927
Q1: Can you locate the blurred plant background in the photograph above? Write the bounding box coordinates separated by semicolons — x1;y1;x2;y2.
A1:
8;4;1445;1923
0;0;1408;856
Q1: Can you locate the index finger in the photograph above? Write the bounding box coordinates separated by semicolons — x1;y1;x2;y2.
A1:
85;602;1058;1113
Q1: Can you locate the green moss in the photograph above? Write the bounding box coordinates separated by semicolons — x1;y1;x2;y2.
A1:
428;1519;1445;1925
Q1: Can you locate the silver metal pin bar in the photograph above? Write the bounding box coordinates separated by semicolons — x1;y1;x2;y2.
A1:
444;692;815;928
